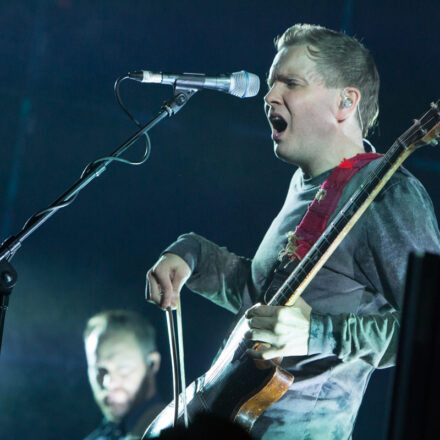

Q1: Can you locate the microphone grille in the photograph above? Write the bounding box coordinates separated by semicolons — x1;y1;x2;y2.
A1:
230;71;260;98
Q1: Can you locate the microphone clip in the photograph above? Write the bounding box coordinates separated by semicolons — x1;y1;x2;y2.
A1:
162;87;198;117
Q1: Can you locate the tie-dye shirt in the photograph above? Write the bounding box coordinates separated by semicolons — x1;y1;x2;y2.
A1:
163;161;440;440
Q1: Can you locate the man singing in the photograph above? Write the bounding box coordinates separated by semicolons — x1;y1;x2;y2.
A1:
146;24;440;439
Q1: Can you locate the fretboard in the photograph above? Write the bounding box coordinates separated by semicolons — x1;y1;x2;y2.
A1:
267;139;410;307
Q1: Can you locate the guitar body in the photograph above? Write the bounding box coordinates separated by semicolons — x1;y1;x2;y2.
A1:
143;316;293;438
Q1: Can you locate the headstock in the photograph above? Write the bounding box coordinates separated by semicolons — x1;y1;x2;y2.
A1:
399;100;440;151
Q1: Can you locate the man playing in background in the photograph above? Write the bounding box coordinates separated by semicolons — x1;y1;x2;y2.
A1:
84;310;163;440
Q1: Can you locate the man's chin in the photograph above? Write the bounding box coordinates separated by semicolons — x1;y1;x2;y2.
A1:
102;402;131;422
274;146;294;165
273;140;302;167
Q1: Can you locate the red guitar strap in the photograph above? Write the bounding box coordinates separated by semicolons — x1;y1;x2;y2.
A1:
279;152;382;265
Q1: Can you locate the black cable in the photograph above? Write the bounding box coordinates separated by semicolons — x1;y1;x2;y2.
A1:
114;75;143;127
20;74;153;233
79;75;152;174
112;74;152;164
22;196;77;230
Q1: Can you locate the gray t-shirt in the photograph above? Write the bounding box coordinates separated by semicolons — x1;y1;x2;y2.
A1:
164;160;440;439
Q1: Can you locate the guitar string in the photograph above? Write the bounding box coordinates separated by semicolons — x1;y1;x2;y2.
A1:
271;147;397;304
277;156;399;304
269;138;412;306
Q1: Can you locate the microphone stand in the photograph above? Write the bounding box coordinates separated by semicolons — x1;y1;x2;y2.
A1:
0;86;198;354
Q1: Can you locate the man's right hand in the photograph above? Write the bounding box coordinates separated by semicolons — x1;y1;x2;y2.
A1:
145;253;192;310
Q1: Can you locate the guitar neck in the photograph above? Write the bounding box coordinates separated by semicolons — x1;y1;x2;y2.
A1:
206;100;439;383
206;143;413;384
268;140;413;308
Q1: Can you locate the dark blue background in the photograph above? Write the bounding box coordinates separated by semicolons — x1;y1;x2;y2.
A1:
0;1;439;438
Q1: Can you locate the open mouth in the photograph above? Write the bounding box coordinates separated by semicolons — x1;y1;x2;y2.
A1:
269;114;288;136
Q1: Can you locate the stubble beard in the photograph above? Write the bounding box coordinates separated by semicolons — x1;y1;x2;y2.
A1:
101;373;152;422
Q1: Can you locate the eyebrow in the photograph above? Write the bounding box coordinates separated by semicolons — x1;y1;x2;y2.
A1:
266;72;308;86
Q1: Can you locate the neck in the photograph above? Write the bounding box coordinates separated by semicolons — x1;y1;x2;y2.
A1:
301;133;365;178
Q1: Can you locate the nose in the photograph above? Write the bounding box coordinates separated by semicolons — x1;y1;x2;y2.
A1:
101;371;121;391
264;82;282;110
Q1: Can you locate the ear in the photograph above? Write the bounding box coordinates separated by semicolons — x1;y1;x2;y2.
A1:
146;351;161;375
336;87;361;123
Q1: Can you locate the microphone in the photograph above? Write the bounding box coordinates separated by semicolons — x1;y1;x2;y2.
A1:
128;70;260;98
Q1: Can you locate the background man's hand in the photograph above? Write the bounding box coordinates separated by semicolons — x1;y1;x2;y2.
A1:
146;253;191;310
246;296;312;360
